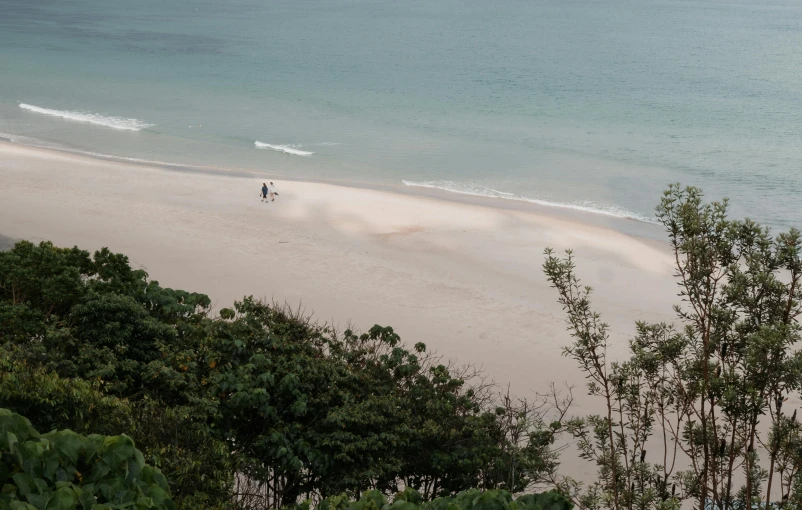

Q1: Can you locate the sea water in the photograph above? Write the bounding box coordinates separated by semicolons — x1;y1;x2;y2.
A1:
1;0;801;229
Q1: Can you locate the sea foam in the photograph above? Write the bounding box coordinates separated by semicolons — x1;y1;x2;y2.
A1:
19;103;154;131
254;141;313;156
402;180;657;224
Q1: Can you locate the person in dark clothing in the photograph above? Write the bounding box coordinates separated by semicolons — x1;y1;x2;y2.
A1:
261;183;268;202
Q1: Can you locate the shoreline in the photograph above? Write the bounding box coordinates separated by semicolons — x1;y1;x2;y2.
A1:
0;135;667;242
0;139;679;407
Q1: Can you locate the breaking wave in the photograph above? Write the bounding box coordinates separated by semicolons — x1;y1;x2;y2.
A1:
254;141;314;156
401;180;657;223
19;103;154;131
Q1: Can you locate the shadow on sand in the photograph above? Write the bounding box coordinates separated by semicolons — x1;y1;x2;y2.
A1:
0;234;17;252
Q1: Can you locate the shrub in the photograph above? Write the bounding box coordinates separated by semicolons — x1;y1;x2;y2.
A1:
291;488;572;510
0;408;174;510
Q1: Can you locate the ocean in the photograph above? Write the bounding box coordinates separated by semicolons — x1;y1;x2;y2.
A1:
1;0;801;229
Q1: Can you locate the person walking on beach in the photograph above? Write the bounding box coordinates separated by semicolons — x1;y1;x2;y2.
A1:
269;182;278;201
261;183;268;202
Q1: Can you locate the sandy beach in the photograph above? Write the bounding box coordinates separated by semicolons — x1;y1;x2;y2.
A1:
0;140;679;403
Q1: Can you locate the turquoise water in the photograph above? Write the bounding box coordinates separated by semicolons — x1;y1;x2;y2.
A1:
2;0;801;227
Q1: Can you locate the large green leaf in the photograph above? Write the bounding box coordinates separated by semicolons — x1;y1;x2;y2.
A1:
44;487;77;510
100;436;135;471
46;431;85;466
12;473;38;497
24;492;50;510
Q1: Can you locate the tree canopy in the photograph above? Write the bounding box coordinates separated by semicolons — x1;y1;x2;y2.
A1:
0;241;562;510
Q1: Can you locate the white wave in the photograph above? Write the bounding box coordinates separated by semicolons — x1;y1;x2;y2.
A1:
290;142;339;148
291;142;340;147
402;180;657;224
254;141;313;156
19;103;154;131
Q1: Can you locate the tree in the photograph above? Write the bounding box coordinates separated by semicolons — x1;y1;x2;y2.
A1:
207;299;545;508
0;242;230;509
0;240;561;509
543;185;802;510
286;488;572;510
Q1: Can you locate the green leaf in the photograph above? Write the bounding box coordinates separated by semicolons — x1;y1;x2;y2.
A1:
25;493;50;510
45;487;77;510
12;474;38;497
78;490;96;510
10;501;38;510
47;432;84;466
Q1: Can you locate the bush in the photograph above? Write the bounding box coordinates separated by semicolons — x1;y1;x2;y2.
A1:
0;355;133;438
0;408;174;510
291;488;572;510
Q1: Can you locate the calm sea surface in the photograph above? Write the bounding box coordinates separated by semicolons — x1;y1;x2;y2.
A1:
1;0;801;228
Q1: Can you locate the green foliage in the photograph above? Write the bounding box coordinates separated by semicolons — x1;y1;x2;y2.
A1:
544;185;802;510
0;354;132;437
289;488;571;510
0;241;91;318
0;241;228;509
209;300;539;505
130;400;233;510
0;408;174;510
0;240;559;509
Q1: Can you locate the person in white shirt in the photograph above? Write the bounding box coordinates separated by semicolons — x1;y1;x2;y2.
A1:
269;182;278;201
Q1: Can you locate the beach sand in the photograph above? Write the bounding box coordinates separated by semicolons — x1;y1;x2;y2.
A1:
0;140;679;409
